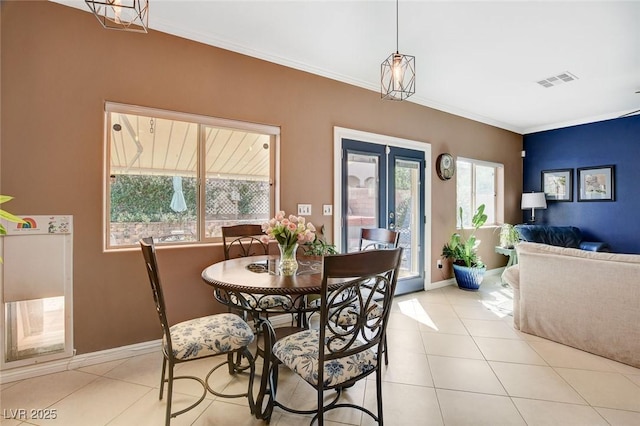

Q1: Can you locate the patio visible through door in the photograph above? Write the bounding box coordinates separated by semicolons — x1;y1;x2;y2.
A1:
341;138;426;295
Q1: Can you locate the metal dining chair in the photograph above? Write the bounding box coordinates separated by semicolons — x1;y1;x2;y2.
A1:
308;228;401;365
139;237;256;425
221;224;301;378
359;227;400;251
221;224;294;313
222;224;269;260
269;248;403;425
358;227;400;364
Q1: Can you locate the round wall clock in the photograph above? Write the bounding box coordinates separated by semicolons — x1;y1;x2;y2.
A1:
436;153;455;181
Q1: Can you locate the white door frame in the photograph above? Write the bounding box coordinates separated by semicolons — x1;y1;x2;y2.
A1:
333;127;432;291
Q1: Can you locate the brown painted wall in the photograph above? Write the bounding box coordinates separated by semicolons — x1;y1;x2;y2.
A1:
1;2;523;354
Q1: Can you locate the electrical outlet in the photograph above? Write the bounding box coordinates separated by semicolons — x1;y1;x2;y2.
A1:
323;204;333;215
437;259;443;269
297;204;311;215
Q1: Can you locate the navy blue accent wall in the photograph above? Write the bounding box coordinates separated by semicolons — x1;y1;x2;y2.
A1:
523;115;640;254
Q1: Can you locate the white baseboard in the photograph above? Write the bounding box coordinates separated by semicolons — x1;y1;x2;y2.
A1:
0;339;161;384
426;278;455;291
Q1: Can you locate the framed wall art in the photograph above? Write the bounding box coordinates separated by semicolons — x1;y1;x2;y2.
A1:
577;165;615;201
541;169;573;201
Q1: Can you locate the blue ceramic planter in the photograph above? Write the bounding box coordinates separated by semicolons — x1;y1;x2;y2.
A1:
452;264;486;291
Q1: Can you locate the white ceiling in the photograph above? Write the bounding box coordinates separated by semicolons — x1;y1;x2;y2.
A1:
53;0;640;134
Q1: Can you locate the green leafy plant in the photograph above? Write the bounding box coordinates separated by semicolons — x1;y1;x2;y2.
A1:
300;224;337;256
0;195;25;236
441;204;488;267
498;223;520;248
1;195;26;263
303;234;338;256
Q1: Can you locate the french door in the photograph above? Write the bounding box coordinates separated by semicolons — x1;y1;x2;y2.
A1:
341;138;426;295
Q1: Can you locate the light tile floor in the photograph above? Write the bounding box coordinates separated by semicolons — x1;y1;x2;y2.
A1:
2;275;640;425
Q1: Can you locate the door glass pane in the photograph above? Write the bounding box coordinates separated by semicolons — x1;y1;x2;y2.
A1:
346;153;379;252
395;159;420;278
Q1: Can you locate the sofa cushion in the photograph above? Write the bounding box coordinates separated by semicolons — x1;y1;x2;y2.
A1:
514;242;640;368
515;225;582;248
502;264;520;289
518;241;640;264
578;241;610;252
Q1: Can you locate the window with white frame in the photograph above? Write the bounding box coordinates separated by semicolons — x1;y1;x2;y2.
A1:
105;103;278;249
456;157;503;228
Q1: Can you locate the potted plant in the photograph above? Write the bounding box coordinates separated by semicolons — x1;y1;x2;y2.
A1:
498;223;520;249
303;235;338;256
441;204;488;290
303;225;338;256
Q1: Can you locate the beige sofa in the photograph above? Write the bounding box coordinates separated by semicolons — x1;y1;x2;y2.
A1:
503;242;640;368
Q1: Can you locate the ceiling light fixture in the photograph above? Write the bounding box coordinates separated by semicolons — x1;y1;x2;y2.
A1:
85;0;149;33
381;0;415;101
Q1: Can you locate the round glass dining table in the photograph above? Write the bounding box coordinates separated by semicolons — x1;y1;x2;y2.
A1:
202;254;325;295
201;254;336;420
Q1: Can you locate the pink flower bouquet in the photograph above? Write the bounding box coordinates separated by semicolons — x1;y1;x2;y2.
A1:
261;211;316;247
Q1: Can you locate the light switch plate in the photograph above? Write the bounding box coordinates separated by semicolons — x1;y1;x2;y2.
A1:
297;204;311;215
323;204;333;215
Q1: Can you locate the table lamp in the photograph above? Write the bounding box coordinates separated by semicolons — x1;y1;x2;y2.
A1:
521;192;547;223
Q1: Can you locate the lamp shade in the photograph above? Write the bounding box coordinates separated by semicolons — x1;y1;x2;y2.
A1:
521;192;547;209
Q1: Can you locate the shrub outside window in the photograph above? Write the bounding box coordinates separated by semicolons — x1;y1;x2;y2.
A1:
105;103;278;249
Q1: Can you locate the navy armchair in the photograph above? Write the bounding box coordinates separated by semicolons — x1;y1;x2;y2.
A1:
514;225;609;252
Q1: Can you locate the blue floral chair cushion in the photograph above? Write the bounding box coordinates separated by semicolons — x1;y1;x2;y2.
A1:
167;313;254;361
307;298;383;327
332;302;383;327
272;329;377;387
234;293;293;310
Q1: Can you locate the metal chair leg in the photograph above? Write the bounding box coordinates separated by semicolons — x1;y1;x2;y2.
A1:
376;366;384;426
165;362;174;426
159;357;167;399
383;334;389;365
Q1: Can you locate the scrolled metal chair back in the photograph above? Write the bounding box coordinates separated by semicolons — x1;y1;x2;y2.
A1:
139;237;174;357
319;248;402;379
222;224;268;260
359;227;400;251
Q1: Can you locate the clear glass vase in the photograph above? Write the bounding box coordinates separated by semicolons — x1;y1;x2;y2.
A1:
278;242;299;276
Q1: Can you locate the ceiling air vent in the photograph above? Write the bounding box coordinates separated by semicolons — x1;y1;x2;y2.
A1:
536;71;578;88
